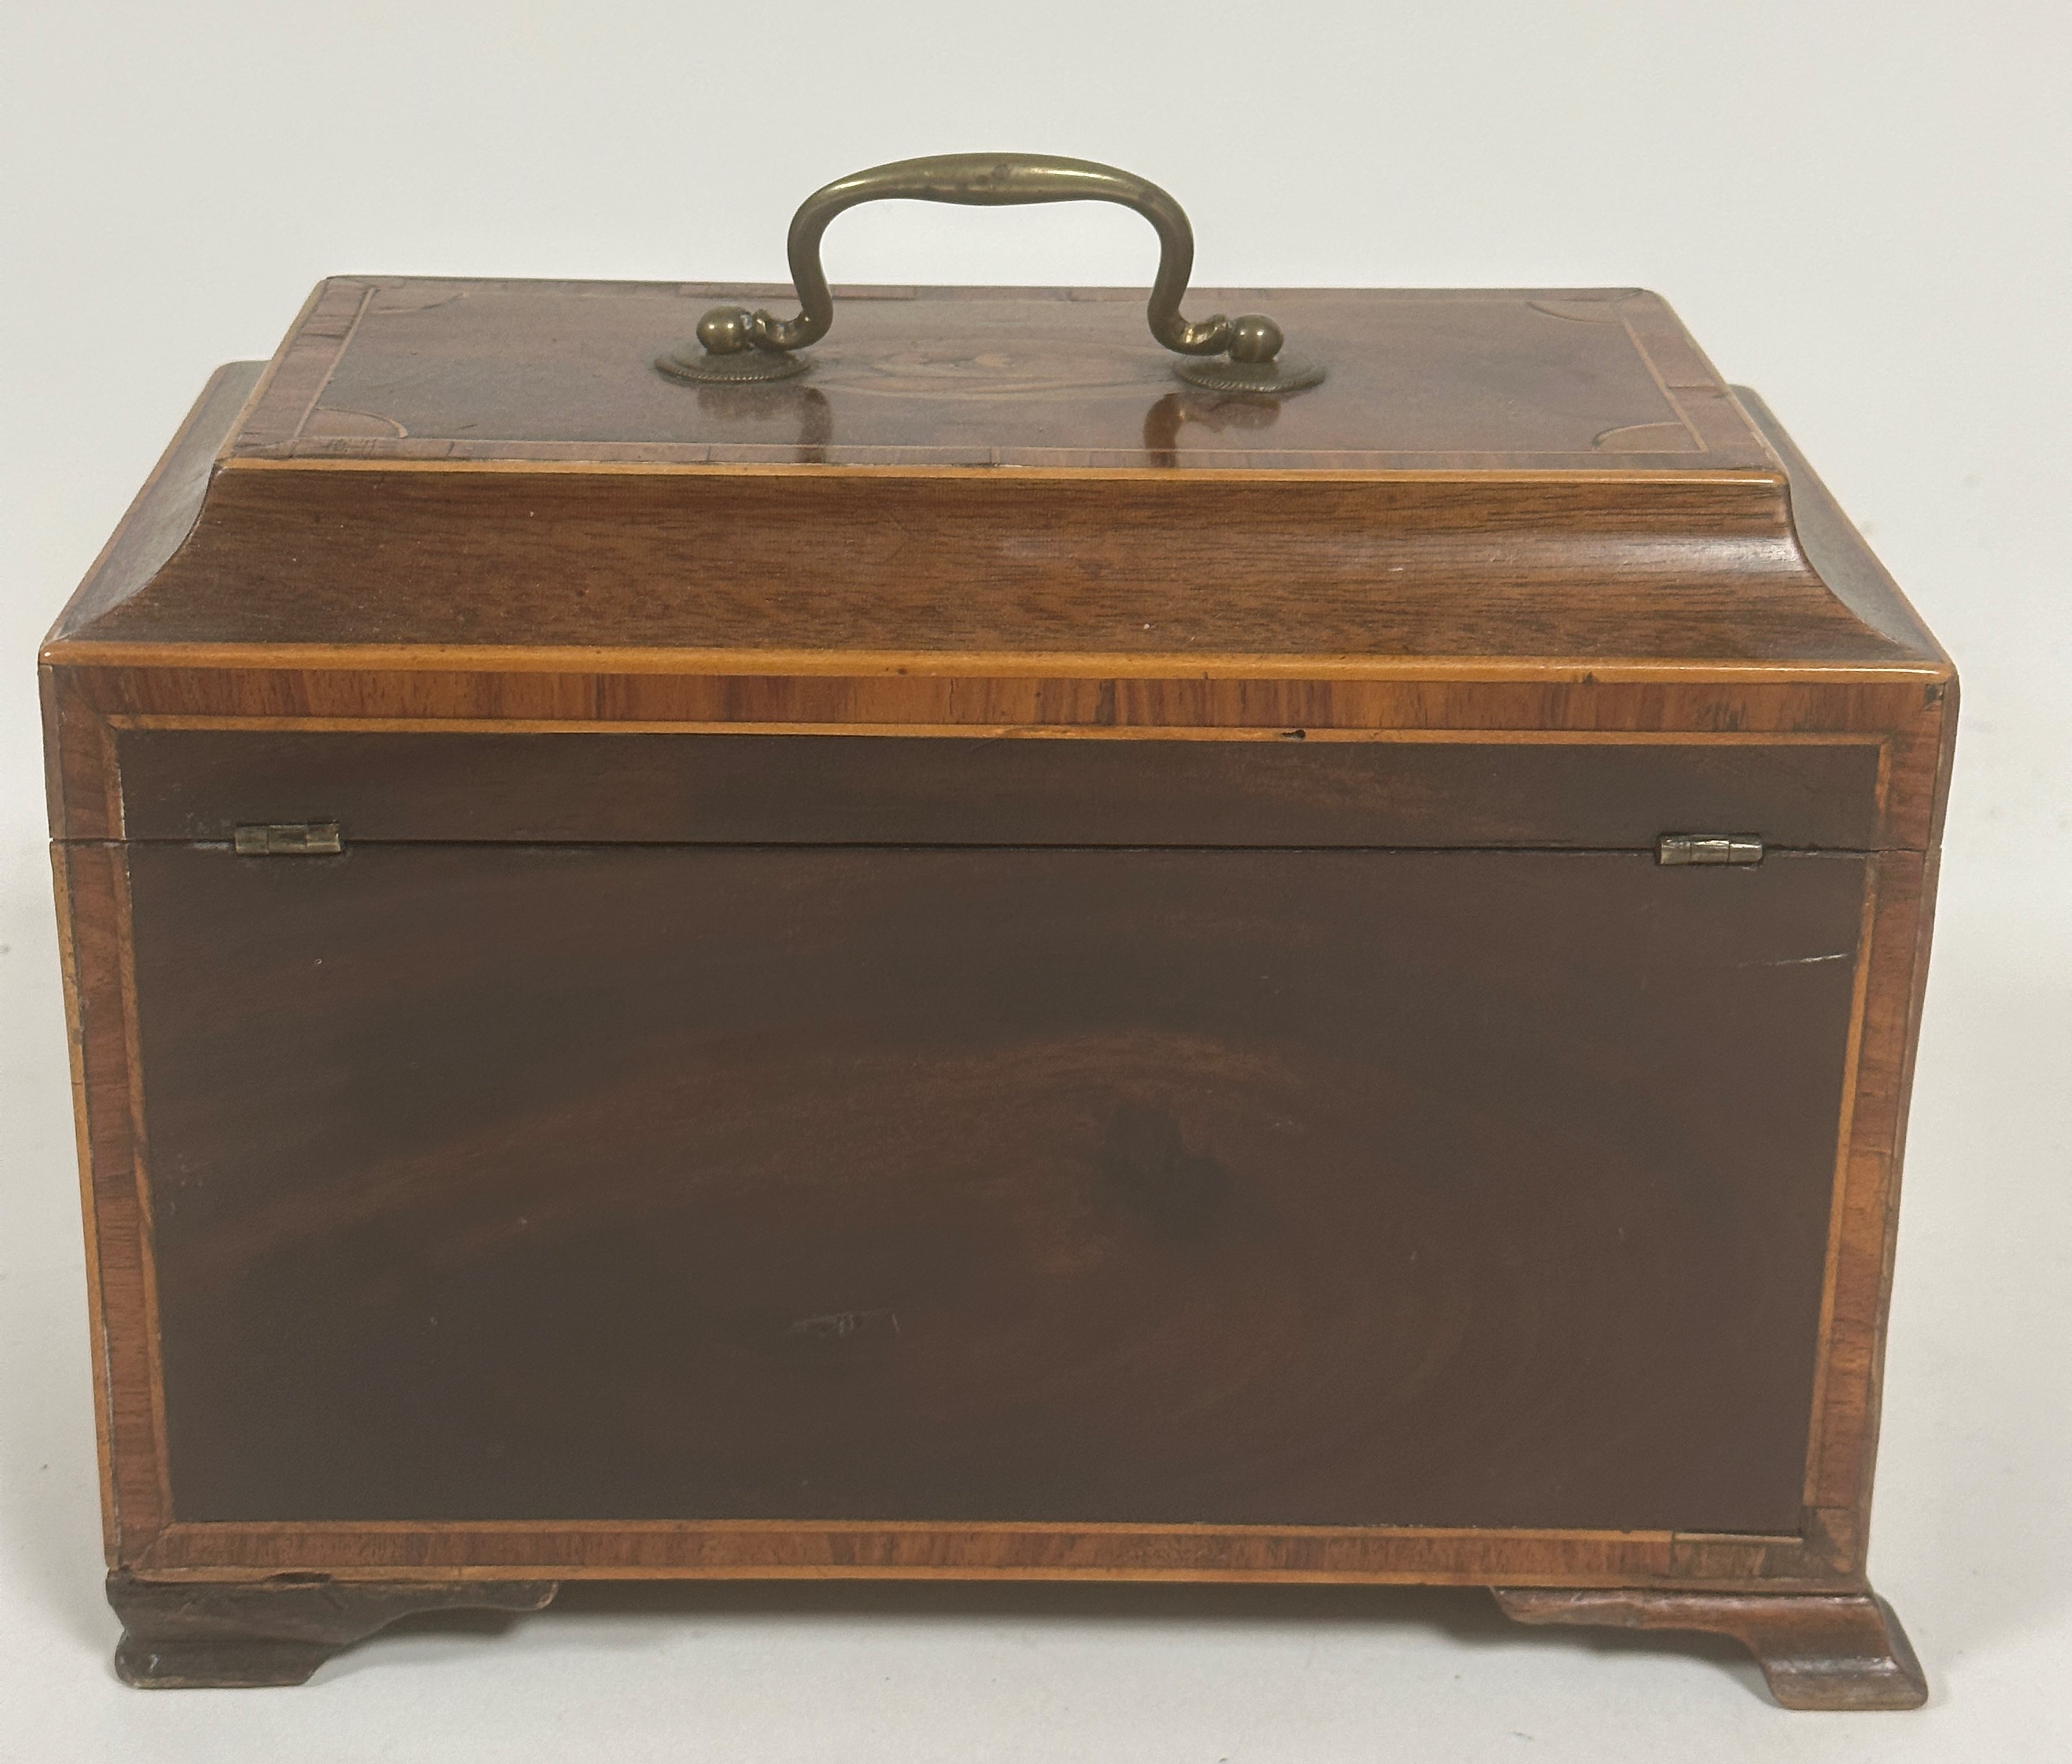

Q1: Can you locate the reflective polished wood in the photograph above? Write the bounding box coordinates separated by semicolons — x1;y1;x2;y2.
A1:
42;280;1954;1703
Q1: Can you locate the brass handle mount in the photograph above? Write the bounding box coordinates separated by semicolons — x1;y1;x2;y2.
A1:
658;153;1324;395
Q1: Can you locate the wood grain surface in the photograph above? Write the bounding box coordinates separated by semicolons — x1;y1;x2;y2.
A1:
1492;1587;1927;1710
62;466;1923;663
42;670;1953;853
49;789;1953;1589
42;286;1947;673
104;726;1887;850
128;844;1863;1533
39;293;1955;1626
106;1571;557;1689
223;281;1772;471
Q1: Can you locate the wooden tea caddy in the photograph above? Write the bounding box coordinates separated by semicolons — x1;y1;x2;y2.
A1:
42;157;1951;1704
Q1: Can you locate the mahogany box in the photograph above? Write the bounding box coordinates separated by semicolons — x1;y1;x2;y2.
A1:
42;158;1953;1703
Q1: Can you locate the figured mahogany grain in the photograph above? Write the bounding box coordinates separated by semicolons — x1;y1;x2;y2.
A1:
39;281;1956;1700
72;466;1918;663
45;285;1947;672
130;842;1863;1533
225;281;1772;471
106;726;1887;850
52;362;263;639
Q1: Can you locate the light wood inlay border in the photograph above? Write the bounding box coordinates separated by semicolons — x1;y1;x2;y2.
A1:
42;640;1955;684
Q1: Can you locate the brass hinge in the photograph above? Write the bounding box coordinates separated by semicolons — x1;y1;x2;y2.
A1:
1657;833;1764;866
232;822;343;856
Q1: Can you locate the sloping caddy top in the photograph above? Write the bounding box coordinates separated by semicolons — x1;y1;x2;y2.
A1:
49;276;1942;673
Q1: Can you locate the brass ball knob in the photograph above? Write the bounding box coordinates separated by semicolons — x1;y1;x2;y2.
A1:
1228;315;1284;364
696;306;756;355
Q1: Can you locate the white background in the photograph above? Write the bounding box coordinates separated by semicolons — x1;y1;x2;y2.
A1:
3;2;2068;1756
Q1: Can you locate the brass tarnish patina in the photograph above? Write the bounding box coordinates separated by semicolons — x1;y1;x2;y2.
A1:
657;153;1325;393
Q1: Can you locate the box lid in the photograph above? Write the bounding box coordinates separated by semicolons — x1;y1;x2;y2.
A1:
47;277;1943;674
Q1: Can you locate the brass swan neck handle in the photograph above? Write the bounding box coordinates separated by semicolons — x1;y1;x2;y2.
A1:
659;153;1323;394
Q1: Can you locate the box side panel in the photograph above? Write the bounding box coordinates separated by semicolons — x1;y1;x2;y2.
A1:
128;844;1862;1539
